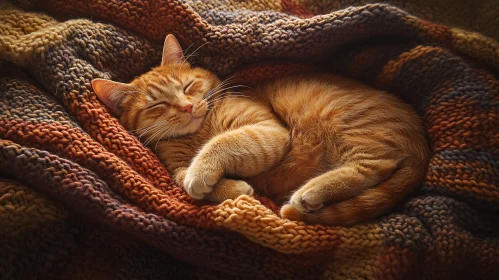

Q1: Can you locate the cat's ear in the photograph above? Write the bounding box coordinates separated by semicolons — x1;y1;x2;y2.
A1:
91;78;134;116
161;34;187;65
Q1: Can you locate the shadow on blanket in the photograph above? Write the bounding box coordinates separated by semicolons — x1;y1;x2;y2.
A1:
0;0;498;279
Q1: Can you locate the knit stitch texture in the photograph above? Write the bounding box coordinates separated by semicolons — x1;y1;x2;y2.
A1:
0;0;498;279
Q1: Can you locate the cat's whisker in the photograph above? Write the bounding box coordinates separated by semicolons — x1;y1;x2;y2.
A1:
220;91;244;95
203;86;227;100
185;42;209;62
143;126;168;146
156;124;178;142
207;92;248;101
166;43;194;79
215;84;249;94
151;127;169;150
173;42;210;78
206;97;229;105
154;126;176;151
207;74;237;91
132;119;169;134
206;94;249;106
207;95;232;104
204;85;247;101
217;75;237;87
220;74;237;84
174;44;205;77
134;120;170;140
138;128;161;141
185;53;200;60
183;43;195;57
136;123;166;138
178;55;191;70
202;76;237;100
218;92;248;99
210;92;246;102
204;89;229;101
217;76;239;89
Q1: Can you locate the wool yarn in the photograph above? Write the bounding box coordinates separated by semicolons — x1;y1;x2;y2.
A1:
1;1;498;279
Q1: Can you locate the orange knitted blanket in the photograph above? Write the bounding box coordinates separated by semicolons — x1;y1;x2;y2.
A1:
1;1;498;279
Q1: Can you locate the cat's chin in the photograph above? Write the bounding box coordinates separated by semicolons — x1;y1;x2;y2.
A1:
177;116;205;135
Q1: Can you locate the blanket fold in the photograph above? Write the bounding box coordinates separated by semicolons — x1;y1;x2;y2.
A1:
1;0;498;279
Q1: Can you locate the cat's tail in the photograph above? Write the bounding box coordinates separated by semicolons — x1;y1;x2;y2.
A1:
280;159;426;226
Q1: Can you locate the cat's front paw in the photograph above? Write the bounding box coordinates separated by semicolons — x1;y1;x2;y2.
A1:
205;179;254;203
183;161;223;200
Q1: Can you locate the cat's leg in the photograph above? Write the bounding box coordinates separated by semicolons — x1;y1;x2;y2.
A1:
281;157;401;225
184;120;289;200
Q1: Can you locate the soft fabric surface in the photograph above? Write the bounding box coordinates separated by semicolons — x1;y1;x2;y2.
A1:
1;0;498;279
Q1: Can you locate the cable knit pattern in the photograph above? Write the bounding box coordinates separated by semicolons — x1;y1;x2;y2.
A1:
0;0;498;279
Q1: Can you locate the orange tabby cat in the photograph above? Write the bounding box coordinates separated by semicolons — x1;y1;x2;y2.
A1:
92;34;429;226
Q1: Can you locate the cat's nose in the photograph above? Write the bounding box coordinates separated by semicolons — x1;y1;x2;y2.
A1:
182;103;193;113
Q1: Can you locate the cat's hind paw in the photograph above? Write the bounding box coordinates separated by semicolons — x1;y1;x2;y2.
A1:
280;204;307;221
287;187;325;213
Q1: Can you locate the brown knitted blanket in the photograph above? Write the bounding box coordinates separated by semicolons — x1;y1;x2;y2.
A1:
1;0;498;279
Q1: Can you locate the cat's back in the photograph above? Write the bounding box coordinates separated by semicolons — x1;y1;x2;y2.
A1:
258;73;427;166
260;74;416;131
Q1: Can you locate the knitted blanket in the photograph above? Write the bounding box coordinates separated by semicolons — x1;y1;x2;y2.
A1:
1;0;498;279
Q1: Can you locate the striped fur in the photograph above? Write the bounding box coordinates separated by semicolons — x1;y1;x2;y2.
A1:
92;35;429;226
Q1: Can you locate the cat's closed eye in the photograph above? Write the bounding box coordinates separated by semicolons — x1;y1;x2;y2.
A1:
147;102;168;110
184;80;194;93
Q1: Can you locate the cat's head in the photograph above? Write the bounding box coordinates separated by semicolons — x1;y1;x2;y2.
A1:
91;34;220;144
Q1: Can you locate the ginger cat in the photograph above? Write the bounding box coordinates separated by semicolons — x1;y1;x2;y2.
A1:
92;34;429;226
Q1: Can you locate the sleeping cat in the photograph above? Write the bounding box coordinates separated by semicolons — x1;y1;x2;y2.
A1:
91;34;429;226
